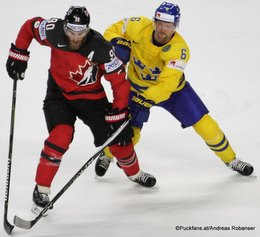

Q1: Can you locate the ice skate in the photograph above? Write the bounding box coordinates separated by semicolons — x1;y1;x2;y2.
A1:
128;170;156;187
95;151;113;177
226;158;254;176
32;185;53;216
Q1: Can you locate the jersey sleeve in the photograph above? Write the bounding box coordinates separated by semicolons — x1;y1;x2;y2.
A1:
103;18;127;41
103;16;149;42
15;17;53;50
97;43;130;110
102;59;130;110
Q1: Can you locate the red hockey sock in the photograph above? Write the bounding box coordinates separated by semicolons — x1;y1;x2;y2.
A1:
109;144;140;176
35;124;74;187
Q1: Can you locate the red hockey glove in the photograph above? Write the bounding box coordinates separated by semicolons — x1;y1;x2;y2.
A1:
6;43;30;80
105;107;133;146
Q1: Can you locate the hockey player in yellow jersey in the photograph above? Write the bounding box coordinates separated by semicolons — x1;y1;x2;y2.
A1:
95;2;254;178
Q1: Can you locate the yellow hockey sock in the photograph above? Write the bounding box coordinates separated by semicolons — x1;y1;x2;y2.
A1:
193;114;236;163
103;146;114;159
132;126;141;146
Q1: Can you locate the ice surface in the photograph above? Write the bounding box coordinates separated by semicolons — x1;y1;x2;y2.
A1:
1;0;260;236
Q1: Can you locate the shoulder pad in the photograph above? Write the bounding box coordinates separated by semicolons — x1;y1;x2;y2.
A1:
124;16;152;42
80;30;113;64
44;18;68;47
161;32;190;62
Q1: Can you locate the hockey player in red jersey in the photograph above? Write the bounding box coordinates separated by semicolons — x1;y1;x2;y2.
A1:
6;6;156;215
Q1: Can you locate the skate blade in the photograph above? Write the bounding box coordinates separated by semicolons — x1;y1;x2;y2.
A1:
31;203;49;217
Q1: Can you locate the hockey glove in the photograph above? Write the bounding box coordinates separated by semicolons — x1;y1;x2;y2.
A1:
6;43;30;80
110;37;131;64
105;107;133;146
130;94;155;128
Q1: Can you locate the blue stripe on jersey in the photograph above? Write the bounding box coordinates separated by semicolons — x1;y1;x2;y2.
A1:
129;80;148;93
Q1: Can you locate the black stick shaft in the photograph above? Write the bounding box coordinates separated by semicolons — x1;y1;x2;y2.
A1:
4;79;17;234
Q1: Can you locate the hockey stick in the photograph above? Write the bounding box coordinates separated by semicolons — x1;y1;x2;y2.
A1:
4;79;18;234
13;119;130;230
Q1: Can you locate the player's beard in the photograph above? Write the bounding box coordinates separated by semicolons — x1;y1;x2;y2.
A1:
68;37;86;50
154;31;173;45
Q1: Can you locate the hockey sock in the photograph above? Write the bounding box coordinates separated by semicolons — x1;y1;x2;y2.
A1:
193;114;236;163
35;124;74;187
132;126;141;145
109;143;140;176
104;126;141;159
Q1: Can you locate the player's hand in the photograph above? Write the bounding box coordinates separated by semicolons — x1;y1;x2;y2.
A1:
105;107;133;146
6;43;30;80
111;37;131;64
130;94;155;128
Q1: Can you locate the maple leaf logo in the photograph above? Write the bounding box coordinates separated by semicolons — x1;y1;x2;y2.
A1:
69;59;97;86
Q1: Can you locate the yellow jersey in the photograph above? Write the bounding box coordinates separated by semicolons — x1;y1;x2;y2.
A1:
104;16;190;104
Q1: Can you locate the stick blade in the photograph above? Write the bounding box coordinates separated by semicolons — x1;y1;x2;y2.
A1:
14;215;34;230
4;219;14;234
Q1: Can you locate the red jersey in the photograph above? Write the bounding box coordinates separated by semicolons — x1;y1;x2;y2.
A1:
15;17;130;109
